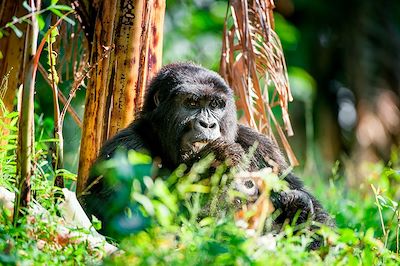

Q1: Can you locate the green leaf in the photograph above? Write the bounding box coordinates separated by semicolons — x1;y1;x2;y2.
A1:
22;1;32;12
52;5;73;11
185;184;210;193
8;24;23;38
128;150;152;165
49;8;75;26
338;228;359;244
154;201;172;226
0;51;3;60
50;27;59;38
91;215;102;230
37;14;45;30
153;179;178;213
132;193;155;215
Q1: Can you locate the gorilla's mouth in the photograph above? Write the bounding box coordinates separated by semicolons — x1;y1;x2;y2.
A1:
191;140;209;151
180;139;211;155
178;139;211;162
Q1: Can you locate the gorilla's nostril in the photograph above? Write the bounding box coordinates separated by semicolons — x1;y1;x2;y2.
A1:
244;180;254;189
199;121;208;128
210;123;217;129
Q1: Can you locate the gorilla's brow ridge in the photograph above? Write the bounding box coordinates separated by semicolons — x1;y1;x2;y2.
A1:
172;83;231;97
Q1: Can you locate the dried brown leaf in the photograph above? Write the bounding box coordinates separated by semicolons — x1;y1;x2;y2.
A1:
220;0;297;166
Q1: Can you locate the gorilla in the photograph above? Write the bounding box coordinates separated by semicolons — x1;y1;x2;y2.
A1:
79;62;333;244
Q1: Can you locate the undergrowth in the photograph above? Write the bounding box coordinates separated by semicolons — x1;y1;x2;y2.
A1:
1;106;400;265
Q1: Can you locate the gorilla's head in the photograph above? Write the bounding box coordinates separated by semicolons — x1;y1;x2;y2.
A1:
141;63;238;164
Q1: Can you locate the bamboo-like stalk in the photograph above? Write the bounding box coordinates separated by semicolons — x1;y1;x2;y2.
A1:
13;0;40;222
77;0;117;195
108;0;146;138
47;28;64;188
77;0;165;195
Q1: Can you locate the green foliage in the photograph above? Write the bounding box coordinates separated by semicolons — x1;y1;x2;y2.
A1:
0;207;103;265
0;103;102;265
100;153;400;265
0;102;18;189
316;156;400;253
0;1;74;40
1;114;400;264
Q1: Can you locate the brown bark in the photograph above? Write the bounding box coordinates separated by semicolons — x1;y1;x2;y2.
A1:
0;0;27;112
77;0;165;195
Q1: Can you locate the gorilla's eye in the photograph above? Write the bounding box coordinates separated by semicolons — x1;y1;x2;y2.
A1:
185;98;199;108
210;99;225;109
209;100;218;109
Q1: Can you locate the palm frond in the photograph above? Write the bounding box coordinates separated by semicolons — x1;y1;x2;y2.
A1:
220;0;298;166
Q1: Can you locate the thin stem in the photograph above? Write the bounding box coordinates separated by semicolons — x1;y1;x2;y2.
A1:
1;7;49;31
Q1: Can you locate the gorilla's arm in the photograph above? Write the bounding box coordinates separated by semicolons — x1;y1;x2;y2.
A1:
79;120;151;232
236;125;334;227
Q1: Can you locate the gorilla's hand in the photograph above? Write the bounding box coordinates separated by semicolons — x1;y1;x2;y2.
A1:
183;139;245;169
271;190;315;225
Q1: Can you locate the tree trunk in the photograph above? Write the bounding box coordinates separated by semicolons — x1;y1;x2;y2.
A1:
77;0;165;195
0;0;27;112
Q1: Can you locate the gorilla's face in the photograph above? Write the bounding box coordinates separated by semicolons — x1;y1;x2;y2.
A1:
142;63;238;165
176;86;228;154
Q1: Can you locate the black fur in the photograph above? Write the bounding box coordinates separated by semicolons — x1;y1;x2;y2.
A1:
79;62;334;242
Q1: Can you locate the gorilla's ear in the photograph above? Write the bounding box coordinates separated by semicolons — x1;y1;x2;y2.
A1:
153;91;160;106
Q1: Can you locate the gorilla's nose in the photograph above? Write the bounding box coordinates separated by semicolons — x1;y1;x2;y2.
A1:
194;119;221;139
198;119;217;129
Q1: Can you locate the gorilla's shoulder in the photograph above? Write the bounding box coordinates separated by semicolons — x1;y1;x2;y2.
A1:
98;119;151;160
